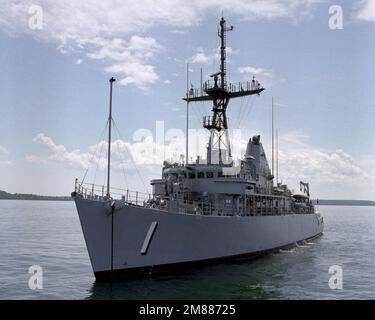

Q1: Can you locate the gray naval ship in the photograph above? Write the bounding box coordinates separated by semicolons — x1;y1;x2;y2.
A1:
72;17;324;280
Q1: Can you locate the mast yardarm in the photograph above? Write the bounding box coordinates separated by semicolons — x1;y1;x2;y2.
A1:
183;17;265;166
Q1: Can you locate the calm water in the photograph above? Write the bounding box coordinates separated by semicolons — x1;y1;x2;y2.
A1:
1;200;375;300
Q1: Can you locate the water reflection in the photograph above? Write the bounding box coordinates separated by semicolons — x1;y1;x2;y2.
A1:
86;258;285;300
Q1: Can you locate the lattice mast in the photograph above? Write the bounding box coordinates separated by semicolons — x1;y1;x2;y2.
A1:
183;16;265;166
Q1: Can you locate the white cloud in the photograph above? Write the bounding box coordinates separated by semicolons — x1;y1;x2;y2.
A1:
105;62;159;89
32;133;92;169
278;131;365;182
84;36;161;89
75;59;83;65
190;47;235;65
29;132;188;174
238;66;273;77
191;48;214;64
26;130;375;199
355;0;375;22
12;0;321;39
274;131;375;198
0;1;322;89
86;36;160;61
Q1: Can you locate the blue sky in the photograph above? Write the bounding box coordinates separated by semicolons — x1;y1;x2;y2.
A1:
0;0;374;200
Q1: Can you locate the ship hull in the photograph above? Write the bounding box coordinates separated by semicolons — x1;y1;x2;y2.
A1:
74;197;324;281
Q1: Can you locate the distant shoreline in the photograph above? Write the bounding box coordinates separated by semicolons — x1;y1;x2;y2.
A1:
312;199;375;206
0;190;72;201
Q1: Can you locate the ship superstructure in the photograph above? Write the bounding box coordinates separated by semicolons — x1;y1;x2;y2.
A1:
72;17;323;280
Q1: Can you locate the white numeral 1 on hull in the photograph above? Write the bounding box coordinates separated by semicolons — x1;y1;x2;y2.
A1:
140;221;158;255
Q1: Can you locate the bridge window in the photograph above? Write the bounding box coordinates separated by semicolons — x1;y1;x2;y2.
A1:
197;172;204;179
189;172;196;179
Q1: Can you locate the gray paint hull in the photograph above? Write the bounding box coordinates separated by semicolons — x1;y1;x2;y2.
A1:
74;197;324;278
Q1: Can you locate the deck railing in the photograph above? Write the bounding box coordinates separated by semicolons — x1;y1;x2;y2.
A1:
185;79;263;101
73;180;314;216
74;180;151;207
